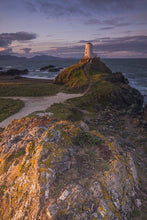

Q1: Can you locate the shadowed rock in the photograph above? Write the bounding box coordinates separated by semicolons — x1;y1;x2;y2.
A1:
40;65;55;71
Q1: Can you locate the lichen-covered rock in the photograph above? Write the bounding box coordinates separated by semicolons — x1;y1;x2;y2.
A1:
0;117;138;219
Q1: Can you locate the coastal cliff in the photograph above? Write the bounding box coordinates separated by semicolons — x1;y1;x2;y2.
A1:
0;58;146;219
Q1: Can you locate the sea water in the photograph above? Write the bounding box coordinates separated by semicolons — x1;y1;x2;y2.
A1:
0;58;146;104
103;59;147;105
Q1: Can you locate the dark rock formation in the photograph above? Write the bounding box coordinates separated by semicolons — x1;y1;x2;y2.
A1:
40;65;55;71
0;68;28;76
85;57;112;74
104;72;144;113
48;67;60;72
105;72;128;84
40;65;61;72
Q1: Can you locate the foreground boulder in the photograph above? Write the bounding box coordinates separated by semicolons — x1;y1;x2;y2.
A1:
0;116;139;219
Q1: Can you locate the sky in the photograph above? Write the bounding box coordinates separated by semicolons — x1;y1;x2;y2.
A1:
0;0;147;58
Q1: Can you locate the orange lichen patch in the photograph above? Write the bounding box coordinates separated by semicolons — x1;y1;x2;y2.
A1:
98;206;107;217
4;116;57;136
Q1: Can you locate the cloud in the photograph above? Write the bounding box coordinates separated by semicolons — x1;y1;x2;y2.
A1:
0;47;13;55
0;32;37;42
99;27;114;30
0;32;37;54
25;0;147;18
25;1;37;13
1;33;146;58
85;19;101;25
38;0;85;17
42;35;147;58
92;35;147;54
85;17;130;28
21;48;32;53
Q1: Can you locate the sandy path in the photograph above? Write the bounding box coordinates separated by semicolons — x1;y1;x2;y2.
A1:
0;92;83;127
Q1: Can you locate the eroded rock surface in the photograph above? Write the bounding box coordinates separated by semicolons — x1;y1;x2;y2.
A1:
0;116;139;219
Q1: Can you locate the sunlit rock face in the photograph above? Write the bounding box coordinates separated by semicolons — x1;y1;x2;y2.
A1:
0;116;138;219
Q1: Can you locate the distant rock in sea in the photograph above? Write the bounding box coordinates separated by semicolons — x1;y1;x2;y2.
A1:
48;67;61;72
40;65;62;72
0;68;29;76
40;65;55;71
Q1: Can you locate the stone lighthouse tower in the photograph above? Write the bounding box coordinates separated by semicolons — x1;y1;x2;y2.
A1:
79;42;97;63
85;42;93;58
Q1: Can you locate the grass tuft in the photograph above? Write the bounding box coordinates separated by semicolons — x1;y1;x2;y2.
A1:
46;103;83;121
0;98;24;122
72;131;104;148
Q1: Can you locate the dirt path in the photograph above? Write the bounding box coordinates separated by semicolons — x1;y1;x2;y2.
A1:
0;92;83;127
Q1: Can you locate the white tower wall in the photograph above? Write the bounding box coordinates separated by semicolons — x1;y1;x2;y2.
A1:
85;43;93;58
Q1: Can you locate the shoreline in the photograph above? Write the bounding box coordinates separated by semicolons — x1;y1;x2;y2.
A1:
0;75;53;83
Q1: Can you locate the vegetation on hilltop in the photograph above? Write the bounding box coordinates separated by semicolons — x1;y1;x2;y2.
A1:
47;58;143;120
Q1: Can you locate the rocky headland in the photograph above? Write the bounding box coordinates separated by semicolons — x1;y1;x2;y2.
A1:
0;58;146;219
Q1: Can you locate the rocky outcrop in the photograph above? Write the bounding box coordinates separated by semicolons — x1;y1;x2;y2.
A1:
0;68;29;76
0;116;139;219
54;58;143;113
40;65;55;71
108;84;143;113
48;68;61;72
85;57;112;74
40;65;62;72
54;58;112;87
